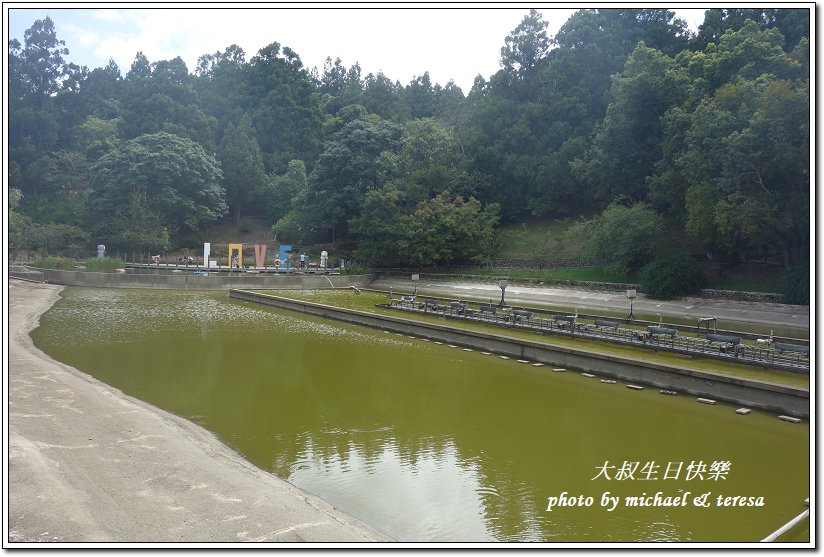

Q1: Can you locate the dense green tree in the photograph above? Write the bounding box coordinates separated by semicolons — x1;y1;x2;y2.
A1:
646;21;809;265
360;72;410;121
8;16;81;200
265;159;308;224
73;115;120;159
385;118;491;205
678;77;809;265
194;44;247;139
91;132;226;238
683;20;801;101
8;8;809;271
403;72;437;119
106;191;171;253
565;202;670;274
693;8;810;51
302;113;405;240
75;59;123;119
120;54;217;150
9;188;33;253
351;189;499;266
498;7;550;102
572;43;688;205
8;16;81;101
318;58;364;115
781;263;810;304
219;114;267;224
29;222;90;256
244;42;324;172
500;8;549;78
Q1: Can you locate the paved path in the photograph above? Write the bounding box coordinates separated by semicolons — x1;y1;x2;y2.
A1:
370;278;810;338
7;280;391;544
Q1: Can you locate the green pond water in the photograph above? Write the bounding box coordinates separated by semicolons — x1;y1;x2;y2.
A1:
31;288;810;543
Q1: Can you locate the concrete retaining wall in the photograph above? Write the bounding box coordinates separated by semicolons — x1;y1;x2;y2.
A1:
230;289;809;419
33;268;376;291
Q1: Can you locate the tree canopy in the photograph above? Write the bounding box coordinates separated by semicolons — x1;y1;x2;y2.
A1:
8;8;810;270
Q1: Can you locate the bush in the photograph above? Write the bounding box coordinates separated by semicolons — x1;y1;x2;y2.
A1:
639;250;704;300
564;202;669;274
781;263;809;304
83;256;123;273
31;255;77;270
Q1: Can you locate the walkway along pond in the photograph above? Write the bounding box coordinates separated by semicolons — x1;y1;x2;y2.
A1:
31;287;810;542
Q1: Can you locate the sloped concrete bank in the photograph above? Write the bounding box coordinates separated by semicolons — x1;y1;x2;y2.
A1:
8;280;391;544
230;289;809;419
25;267;375;290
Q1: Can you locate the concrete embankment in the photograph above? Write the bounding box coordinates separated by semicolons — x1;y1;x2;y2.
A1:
8;279;391;544
24;267;376;291
230;289;809;419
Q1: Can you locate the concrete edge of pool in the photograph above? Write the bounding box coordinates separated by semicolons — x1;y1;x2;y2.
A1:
229;289;809;420
14;267;377;291
7;280;394;544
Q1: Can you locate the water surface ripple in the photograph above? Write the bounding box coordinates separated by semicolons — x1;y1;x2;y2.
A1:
31;288;810;543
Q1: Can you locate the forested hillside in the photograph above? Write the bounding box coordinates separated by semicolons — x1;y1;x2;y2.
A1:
8;9;810;277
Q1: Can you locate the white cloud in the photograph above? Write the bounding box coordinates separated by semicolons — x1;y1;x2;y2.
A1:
90;8;129;22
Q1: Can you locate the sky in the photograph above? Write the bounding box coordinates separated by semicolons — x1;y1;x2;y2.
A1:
6;4;709;92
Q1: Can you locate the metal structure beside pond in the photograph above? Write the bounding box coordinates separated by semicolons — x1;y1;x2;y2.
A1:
383;295;810;374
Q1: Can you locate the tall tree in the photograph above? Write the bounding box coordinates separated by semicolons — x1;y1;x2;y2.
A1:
500;8;550;81
8;16;81;199
194;44;247;139
302;112;405;240
219;114;267;224
120;55;217;150
693;8;810;51
571;43;688;205
244;42;324;172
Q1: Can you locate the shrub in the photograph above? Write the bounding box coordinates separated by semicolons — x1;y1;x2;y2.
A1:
83;256;123;273
31;255;77;270
564;202;669;274
639;250;704;300
781;263;810;305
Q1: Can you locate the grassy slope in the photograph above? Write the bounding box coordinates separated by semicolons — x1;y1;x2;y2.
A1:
490;218;784;293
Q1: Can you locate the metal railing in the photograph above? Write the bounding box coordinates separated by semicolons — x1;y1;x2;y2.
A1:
383;297;810;373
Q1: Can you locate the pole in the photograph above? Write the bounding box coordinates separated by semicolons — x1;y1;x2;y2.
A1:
761;507;810;542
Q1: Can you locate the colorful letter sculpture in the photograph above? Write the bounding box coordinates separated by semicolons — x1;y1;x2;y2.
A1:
254;244;267;268
228;243;243;268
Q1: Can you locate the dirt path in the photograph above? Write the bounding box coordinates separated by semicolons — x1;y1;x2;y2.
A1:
6;280;391;544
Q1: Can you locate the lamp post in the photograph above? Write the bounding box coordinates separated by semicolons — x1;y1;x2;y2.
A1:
498;277;509;307
412;274;419;297
626;289;636;321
